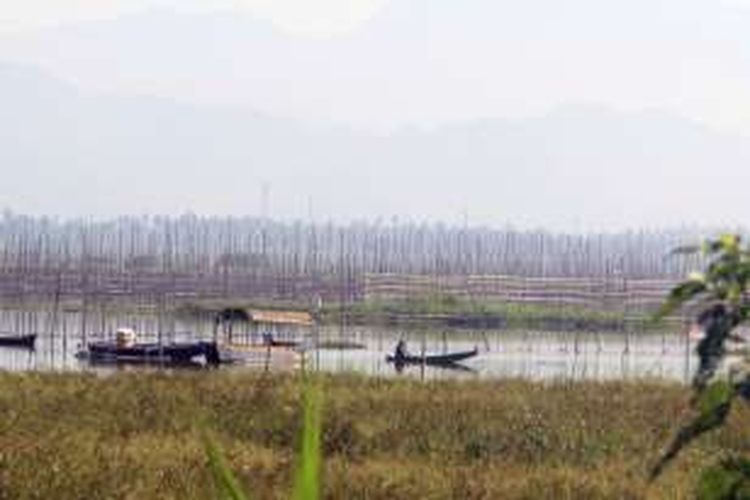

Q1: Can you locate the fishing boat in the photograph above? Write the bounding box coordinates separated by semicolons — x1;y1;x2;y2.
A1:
78;328;220;366
0;333;36;349
212;308;314;366
81;340;220;366
386;347;479;366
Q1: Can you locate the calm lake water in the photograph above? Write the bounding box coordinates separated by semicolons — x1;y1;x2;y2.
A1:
0;310;695;382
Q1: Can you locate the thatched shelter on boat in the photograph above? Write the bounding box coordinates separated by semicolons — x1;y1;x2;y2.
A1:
214;307;315;346
246;310;314;327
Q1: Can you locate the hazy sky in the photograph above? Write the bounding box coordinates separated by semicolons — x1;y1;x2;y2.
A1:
1;0;750;132
2;0;750;230
0;0;388;36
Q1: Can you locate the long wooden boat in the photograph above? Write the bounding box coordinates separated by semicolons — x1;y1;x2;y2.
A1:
265;337;369;351
80;341;220;366
0;334;36;349
386;347;478;366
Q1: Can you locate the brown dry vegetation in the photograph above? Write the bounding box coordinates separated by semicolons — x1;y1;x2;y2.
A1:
0;372;747;499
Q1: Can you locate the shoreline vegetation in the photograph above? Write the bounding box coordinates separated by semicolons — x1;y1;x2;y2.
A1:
182;294;681;333
0;372;741;499
1;293;682;333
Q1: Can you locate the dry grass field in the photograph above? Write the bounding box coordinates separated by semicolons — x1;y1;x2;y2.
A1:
0;372;745;499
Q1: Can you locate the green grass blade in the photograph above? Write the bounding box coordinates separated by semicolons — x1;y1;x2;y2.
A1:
202;427;250;500
293;381;323;500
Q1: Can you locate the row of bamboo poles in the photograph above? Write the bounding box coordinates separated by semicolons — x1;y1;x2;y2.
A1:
0;213;715;312
363;273;678;314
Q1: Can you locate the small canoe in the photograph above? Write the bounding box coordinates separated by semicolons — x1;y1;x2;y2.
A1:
315;340;367;350
0;334;36;349
79;341;220;366
267;338;300;348
386;348;478;366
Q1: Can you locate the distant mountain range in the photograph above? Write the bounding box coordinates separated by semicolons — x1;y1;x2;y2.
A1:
1;62;749;229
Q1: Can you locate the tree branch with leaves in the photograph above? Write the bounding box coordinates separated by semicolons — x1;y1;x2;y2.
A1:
651;234;750;484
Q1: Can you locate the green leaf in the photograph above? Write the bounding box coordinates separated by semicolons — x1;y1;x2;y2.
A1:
294;381;324;500
654;279;707;320
650;381;734;480
697;381;733;415
728;283;743;304
689;272;707;282
720;234;741;253
202;427;250;500
702;234;741;255
697;456;750;500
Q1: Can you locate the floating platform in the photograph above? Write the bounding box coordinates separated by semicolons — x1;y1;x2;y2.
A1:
218;343;302;369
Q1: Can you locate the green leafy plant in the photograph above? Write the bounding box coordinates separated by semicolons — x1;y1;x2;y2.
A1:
651;234;750;482
697;456;750;500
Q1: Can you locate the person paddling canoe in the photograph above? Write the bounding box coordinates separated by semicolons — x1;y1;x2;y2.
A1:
394;339;408;361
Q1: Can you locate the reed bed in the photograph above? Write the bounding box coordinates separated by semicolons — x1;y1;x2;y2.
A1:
0;372;745;499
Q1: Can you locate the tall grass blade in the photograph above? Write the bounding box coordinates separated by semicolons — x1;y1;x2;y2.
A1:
202;427;250;500
293;381;323;500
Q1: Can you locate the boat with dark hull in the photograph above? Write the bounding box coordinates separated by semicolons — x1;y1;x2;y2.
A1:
79;341;220;366
0;334;36;349
386;347;478;366
266;338;300;349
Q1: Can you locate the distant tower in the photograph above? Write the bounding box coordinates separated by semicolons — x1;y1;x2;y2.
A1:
260;181;270;261
260;181;270;220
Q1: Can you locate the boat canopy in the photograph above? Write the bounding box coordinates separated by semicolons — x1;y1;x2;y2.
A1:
216;308;314;326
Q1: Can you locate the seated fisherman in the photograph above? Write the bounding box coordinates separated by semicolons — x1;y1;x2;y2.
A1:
394;339;408;360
